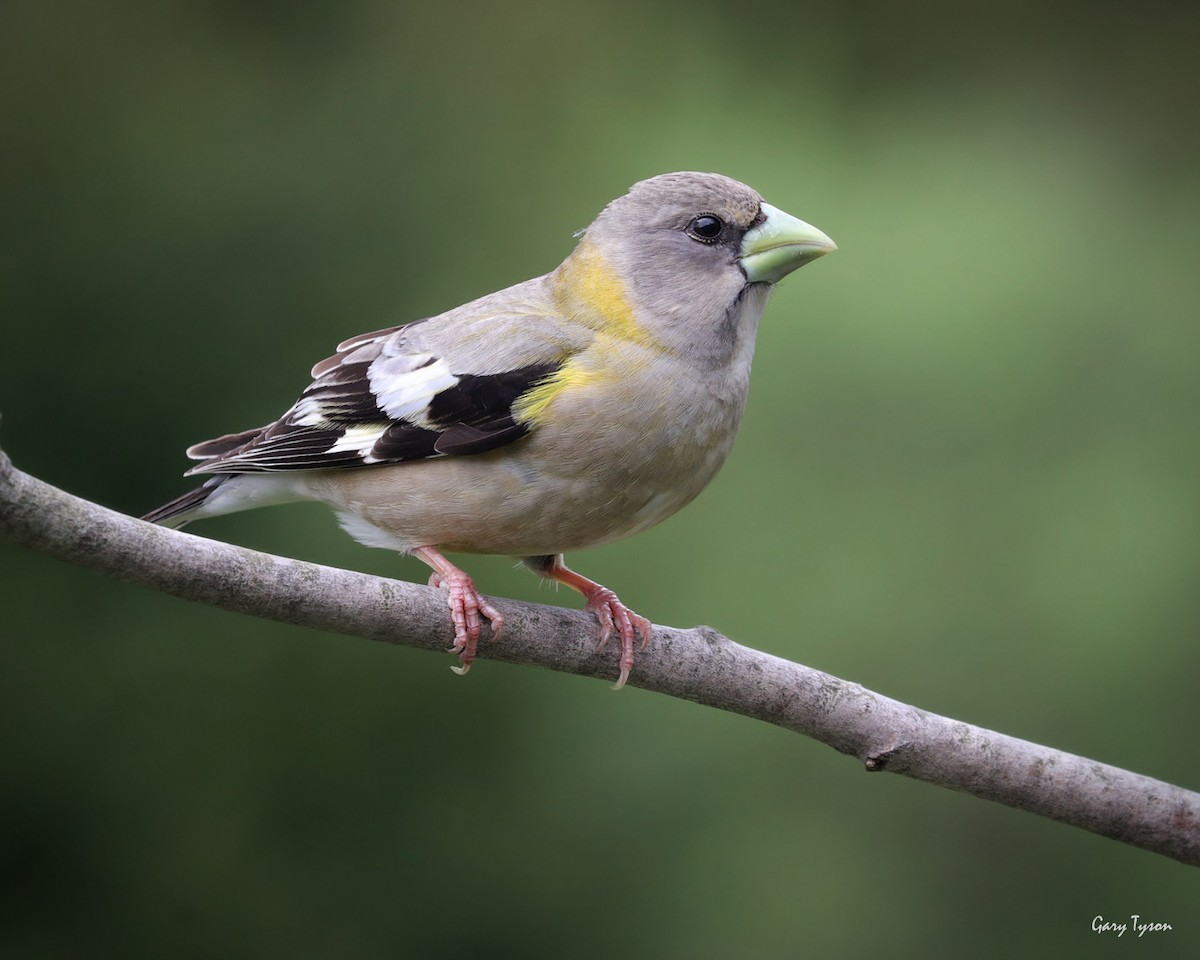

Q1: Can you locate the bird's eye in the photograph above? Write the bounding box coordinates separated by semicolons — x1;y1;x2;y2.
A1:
686;214;724;243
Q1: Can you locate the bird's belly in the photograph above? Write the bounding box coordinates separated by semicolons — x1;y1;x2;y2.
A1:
302;400;739;557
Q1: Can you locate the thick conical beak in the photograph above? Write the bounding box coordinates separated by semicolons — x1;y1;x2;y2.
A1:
738;202;836;284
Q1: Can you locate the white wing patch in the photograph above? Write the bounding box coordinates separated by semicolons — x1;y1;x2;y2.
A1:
369;353;459;427
326;424;389;455
291;396;335;427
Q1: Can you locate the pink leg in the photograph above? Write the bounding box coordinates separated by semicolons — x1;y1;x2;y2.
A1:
412;545;504;676
526;554;652;690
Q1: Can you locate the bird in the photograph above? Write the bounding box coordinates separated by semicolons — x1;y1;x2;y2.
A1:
143;172;836;688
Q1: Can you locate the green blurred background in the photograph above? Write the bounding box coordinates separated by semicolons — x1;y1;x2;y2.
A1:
2;1;1197;956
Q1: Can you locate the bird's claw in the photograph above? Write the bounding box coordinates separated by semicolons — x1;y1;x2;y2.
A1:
584;586;652;690
428;569;504;676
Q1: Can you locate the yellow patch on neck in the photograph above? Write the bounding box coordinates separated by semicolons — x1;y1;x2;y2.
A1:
555;238;658;347
513;238;662;428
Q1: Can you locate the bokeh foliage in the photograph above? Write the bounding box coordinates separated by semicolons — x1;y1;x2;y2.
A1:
2;1;1197;957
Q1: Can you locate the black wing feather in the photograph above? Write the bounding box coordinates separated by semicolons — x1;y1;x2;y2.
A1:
185;349;560;476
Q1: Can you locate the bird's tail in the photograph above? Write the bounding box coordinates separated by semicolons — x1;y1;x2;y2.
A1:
142;473;305;527
141;476;229;527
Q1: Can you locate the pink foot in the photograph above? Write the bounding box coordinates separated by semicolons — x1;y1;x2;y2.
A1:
527;555;652;689
584;585;652;690
414;547;504;676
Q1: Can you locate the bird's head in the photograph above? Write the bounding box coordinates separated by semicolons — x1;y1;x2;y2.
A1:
559;172;835;363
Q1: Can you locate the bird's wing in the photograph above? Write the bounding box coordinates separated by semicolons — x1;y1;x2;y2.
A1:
185;287;590;476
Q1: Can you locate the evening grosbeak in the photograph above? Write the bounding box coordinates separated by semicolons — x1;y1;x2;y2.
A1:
144;172;836;687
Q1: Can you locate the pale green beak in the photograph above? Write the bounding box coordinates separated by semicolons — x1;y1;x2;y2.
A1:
739;202;836;284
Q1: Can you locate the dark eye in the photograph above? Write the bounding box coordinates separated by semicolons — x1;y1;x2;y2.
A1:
686;214;724;243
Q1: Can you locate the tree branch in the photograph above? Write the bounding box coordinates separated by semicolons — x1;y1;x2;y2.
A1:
2;442;1197;867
